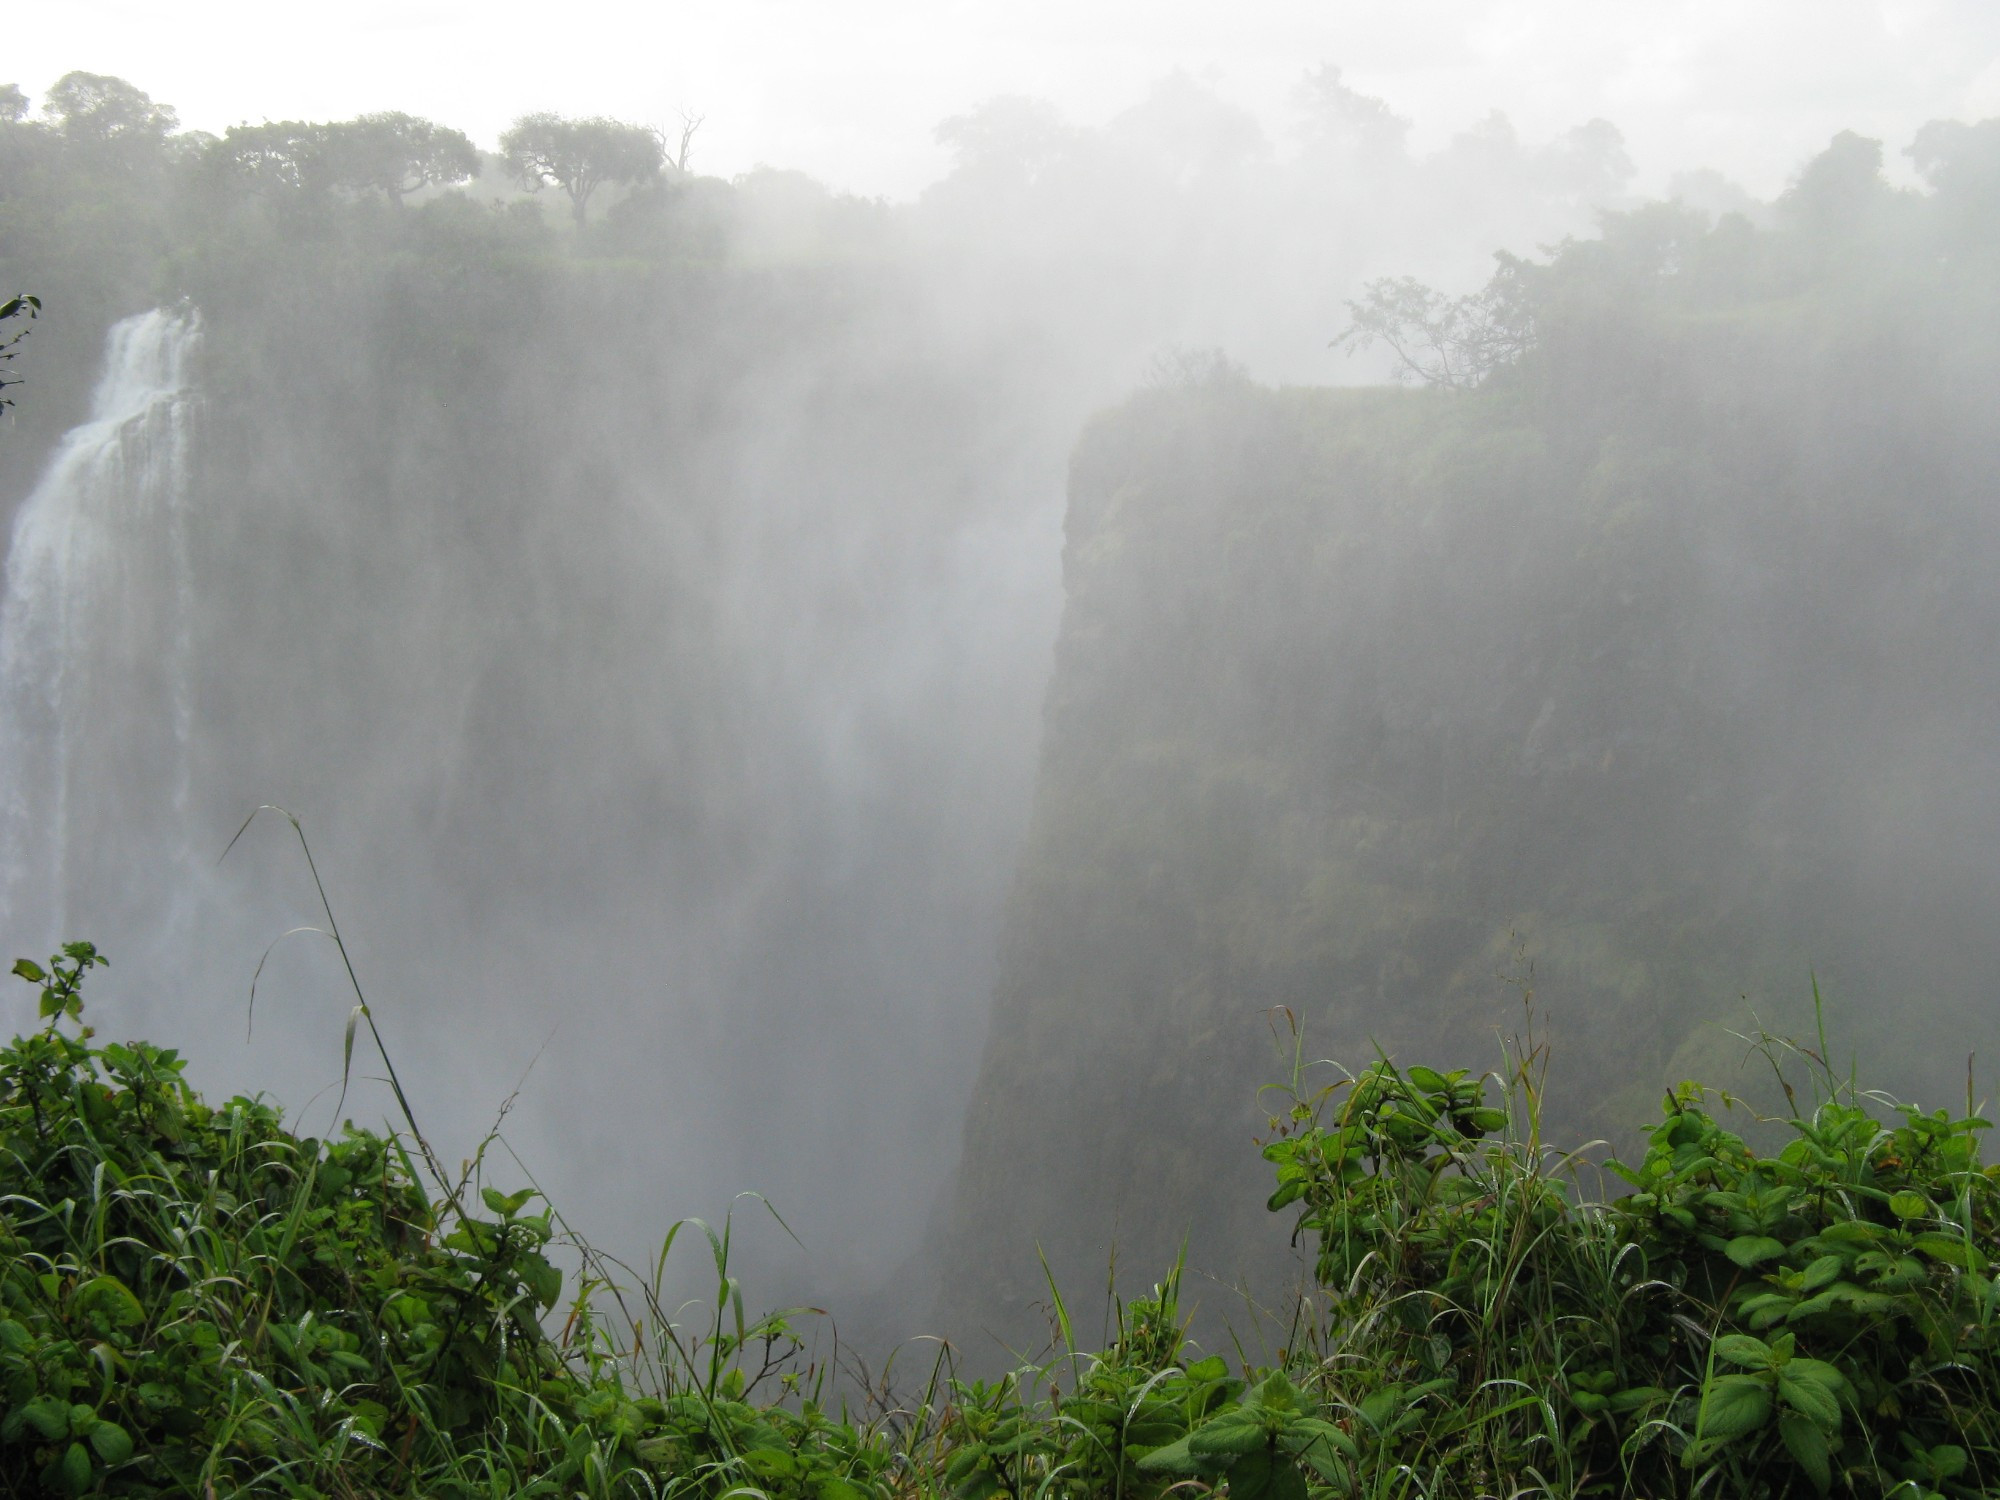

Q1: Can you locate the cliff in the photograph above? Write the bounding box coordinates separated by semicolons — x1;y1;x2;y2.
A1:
938;212;2000;1343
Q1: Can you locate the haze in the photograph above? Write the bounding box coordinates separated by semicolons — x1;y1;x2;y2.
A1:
3;4;1998;1358
15;2;2000;199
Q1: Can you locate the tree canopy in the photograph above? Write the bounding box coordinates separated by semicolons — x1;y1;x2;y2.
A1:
209;113;480;205
327;112;482;205
42;72;177;147
211;120;332;197
499;112;663;226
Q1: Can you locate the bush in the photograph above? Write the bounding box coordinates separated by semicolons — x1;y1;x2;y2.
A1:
0;944;901;1497
1261;1015;2000;1495
4;942;1995;1497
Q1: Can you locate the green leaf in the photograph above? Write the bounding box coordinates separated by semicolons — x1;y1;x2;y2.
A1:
1249;1370;1304;1414
744;1448;799;1481
1778;1368;1842;1430
74;1274;146;1328
348;1401;388;1440
21;1397;71;1440
1778;1412;1831;1494
1726;1235;1788;1268
342;1004;361;1097
1924;1444;1969;1480
1791;1282;1891;1319
524;1253;563;1310
1188;1411;1268;1458
88;1421;132;1464
1697;1374;1772;1443
1607;1386;1669;1415
1784;1359;1850;1398
1737;1293;1792;1329
1913;1233;1988;1271
1283;1417;1357;1462
12;958;45;982
1888;1190;1930;1221
1713;1334;1773;1369
944;1448;987;1486
1799;1253;1845;1292
57;1442;92;1495
1220;1450;1308;1500
1137;1435;1200;1473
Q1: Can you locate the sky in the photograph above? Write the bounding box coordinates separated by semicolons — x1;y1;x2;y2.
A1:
10;1;2000;201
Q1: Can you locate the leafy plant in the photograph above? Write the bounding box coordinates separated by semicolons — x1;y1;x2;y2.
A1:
0;943;917;1498
4;919;1995;1497
1261;1007;2000;1496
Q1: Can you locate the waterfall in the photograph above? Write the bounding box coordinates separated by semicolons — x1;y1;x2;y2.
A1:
0;306;203;951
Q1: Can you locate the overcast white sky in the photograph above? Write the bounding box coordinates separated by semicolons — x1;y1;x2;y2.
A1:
11;1;2000;200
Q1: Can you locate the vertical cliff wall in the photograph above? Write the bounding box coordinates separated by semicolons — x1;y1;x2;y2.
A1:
938;240;2000;1346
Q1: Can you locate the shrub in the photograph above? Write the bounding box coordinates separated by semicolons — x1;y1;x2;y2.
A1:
1261;1017;2000;1496
5;939;1994;1498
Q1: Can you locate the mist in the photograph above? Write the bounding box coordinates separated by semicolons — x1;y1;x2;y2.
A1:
2;54;1997;1358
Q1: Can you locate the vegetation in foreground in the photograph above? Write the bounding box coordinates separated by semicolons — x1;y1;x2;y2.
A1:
1;944;1994;1498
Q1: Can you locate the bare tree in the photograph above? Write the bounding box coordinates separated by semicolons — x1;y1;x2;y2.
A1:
0;293;40;421
669;110;703;174
1333;258;1535;390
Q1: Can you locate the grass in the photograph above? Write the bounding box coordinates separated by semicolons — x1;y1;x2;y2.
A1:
1;901;1995;1495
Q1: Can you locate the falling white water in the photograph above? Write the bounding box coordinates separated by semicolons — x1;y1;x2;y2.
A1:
0;306;203;952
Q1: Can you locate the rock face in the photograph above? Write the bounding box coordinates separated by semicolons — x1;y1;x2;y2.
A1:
936;271;2000;1349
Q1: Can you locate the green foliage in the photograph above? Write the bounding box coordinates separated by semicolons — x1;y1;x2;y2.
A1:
1332;268;1534;389
0;294;38;417
0;949;914;1497
4;937;1995;1497
500;113;665;226
1262;1014;2000;1496
207;113;480;207
946;119;2000;1331
945;1266;1247;1500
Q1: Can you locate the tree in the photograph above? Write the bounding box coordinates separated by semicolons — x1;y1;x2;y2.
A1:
0;84;26;125
39;73;179;183
1778;130;1891;235
0;293;40;420
935;95;1071;187
500;113;663;226
1332;261;1534;390
1908;117;2000;246
1539;118;1635;204
212;120;335;198
42;72;176;147
668;110;703;174
211;113;481;208
325;112;481;206
1294;65;1409;162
